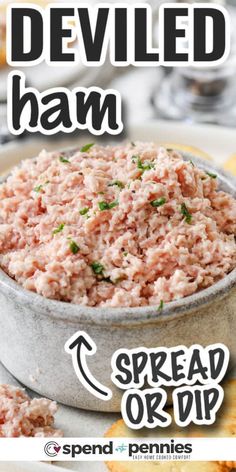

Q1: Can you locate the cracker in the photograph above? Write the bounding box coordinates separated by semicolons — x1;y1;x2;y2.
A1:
105;380;236;472
106;460;229;472
0;44;6;67
224;155;236;176
161;143;212;160
106;381;236;439
105;420;233;472
218;464;236;469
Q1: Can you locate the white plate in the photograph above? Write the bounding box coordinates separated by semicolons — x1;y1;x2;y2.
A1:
0;120;235;173
0;362;117;472
0;120;235;472
129;121;236;166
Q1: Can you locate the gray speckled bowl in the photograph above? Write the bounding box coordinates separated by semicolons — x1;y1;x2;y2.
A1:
0;153;235;412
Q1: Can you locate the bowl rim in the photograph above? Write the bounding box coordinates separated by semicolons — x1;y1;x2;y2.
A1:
0;151;235;327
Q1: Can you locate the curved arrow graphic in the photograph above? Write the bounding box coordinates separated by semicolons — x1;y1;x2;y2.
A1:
65;331;112;401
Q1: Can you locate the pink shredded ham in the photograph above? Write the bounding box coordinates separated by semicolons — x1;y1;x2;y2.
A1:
0;143;235;307
0;384;62;437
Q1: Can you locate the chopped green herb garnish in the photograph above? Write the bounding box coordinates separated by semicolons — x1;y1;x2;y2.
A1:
53;223;65;235
167;148;173;152
108;180;125;189
80;143;94;153
137;157;154;172
108;200;119;209
98;202;109;211
181;203;192;224
158;300;164;311
79;207;89;216
69;240;80;254
150;197;166;208
91;261;105;275
97;191;105;195
137;158;145;169
206;171;217;179
33;185;43;193
123;251;128;257
98;200;118;211
59;156;70;164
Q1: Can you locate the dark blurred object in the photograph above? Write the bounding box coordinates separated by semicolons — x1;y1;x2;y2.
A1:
152;64;236;125
152;2;236;126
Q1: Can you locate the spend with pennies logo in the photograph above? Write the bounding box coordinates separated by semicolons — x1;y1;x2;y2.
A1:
44;441;61;457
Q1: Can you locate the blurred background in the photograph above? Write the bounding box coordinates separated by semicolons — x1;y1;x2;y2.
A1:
0;0;236;148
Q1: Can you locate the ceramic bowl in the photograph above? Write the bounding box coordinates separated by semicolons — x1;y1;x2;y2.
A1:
0;153;235;412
